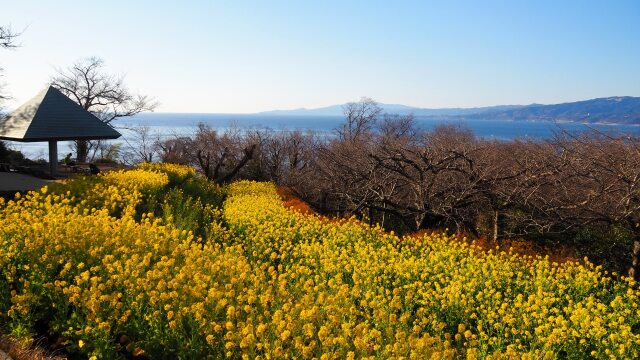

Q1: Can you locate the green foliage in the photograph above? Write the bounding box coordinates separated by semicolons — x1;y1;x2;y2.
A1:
573;225;634;274
160;188;227;244
180;176;226;209
137;162;197;186
95;142;122;163
0;140;28;164
139;162;228;243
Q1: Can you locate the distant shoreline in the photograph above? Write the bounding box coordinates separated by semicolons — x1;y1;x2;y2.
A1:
126;112;640;127
10;114;640;160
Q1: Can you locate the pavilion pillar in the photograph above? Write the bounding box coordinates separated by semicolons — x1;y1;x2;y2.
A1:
48;140;58;177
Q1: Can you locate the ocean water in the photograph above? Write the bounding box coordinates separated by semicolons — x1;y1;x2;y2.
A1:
9;113;640;160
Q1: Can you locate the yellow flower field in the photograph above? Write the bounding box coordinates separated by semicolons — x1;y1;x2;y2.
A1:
223;181;640;359
0;165;639;359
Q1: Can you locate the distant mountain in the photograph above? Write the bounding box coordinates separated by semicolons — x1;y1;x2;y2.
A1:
465;96;640;124
259;97;640;124
259;103;526;117
260;105;345;116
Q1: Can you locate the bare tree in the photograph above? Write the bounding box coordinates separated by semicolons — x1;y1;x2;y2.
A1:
371;125;486;232
157;123;257;184
92;141;122;163
156;135;192;164
284;130;317;180
50;57;157;162
0;26;20;49
276;110;640;274
294;97;386;219
469;139;561;241
337;97;382;142
545;131;640;278
249;128;317;184
302;112;417;226
119;125;160;165
252;128;288;183
0;25;21;104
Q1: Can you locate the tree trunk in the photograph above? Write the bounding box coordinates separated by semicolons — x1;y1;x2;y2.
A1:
628;239;640;281
415;213;425;231
492;209;500;242
220;144;256;183
381;203;386;229
76;139;89;163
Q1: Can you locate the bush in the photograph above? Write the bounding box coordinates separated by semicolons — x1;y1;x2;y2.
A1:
161;188;228;244
0;141;28;164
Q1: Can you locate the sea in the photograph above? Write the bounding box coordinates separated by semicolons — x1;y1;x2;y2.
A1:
10;113;640;160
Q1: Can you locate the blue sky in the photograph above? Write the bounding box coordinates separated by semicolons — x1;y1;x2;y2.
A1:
2;0;639;113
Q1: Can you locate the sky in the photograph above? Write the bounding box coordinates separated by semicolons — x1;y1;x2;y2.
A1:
1;0;639;113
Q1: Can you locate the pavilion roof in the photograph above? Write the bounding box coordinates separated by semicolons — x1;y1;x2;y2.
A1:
0;86;121;142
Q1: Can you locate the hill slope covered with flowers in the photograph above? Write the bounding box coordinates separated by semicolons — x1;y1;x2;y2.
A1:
0;165;639;359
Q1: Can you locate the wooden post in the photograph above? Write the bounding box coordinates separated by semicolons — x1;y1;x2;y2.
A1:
48;140;57;177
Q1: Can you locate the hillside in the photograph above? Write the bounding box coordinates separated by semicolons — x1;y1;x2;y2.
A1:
468;96;640;124
1;165;639;358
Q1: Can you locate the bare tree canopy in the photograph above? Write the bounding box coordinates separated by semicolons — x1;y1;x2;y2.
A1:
279;101;640;277
0;25;22;103
337;97;382;141
50;57;158;162
0;25;20;49
157;123;258;184
148;97;640;278
51;57;157;123
119;125;160;165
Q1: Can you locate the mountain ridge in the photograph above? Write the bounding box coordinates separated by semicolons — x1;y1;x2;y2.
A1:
259;96;640;124
464;96;640;124
259;103;527;117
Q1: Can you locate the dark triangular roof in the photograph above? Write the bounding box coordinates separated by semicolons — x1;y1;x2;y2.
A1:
0;86;121;142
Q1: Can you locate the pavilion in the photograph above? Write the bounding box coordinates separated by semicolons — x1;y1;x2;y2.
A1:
0;86;121;176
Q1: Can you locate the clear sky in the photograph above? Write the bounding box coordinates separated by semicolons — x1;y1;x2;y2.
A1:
1;0;639;113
